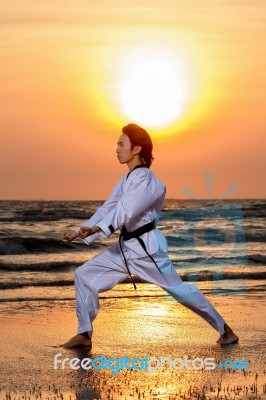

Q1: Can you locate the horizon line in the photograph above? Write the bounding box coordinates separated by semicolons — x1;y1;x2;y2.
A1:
0;197;265;202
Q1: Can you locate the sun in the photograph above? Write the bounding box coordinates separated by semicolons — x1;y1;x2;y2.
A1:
118;48;188;128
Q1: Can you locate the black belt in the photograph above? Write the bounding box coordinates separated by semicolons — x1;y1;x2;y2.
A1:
119;220;162;290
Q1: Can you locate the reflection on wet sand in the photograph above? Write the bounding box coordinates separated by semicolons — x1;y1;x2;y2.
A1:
0;288;265;400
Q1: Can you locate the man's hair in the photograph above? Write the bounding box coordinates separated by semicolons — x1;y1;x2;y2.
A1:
122;123;154;168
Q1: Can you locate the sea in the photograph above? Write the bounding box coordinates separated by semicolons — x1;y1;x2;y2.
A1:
0;199;265;309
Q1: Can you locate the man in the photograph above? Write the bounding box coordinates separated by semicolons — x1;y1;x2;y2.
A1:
62;123;239;348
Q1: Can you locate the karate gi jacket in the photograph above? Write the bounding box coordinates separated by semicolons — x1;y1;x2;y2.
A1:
79;166;168;259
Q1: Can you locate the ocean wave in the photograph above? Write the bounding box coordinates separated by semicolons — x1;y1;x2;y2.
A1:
0;260;81;271
170;255;260;267
0;234;263;256
167;231;265;245
0;208;95;222
0;280;73;290
1;199;265;219
1;271;265;290
201;285;266;296
248;254;266;264
0;297;75;302
180;270;266;281
1;254;265;272
245;232;266;242
0;285;265;303
0;237;104;255
243;208;266;218
173;254;265;265
166;235;248;247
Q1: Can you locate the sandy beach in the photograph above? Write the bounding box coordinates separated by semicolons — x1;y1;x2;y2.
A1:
1;284;265;400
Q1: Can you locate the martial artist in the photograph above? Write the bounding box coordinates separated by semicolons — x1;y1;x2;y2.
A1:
62;123;239;348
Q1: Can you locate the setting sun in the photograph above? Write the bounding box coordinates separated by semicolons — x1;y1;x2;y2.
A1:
118;48;188;128
0;1;265;199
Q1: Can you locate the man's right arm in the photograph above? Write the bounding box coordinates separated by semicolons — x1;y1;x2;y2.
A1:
81;183;121;229
74;180;123;244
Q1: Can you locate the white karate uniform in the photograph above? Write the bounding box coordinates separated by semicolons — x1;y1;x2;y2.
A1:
74;166;225;337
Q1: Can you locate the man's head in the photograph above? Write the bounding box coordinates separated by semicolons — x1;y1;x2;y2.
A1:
116;123;154;168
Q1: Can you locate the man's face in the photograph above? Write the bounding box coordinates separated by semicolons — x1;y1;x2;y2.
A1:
116;134;139;164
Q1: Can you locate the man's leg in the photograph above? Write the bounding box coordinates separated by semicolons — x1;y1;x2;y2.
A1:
61;243;129;348
131;250;238;343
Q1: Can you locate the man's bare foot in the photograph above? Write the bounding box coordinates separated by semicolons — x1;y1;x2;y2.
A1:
60;334;92;349
217;323;239;345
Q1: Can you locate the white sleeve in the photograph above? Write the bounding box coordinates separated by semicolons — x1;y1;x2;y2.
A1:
76;180;122;245
95;175;165;237
81;183;122;228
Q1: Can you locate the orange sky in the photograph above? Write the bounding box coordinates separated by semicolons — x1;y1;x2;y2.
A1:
1;0;265;200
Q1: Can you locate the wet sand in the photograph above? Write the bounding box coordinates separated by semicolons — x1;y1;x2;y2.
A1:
0;289;265;400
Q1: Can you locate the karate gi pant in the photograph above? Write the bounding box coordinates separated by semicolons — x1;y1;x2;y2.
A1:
74;242;226;337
